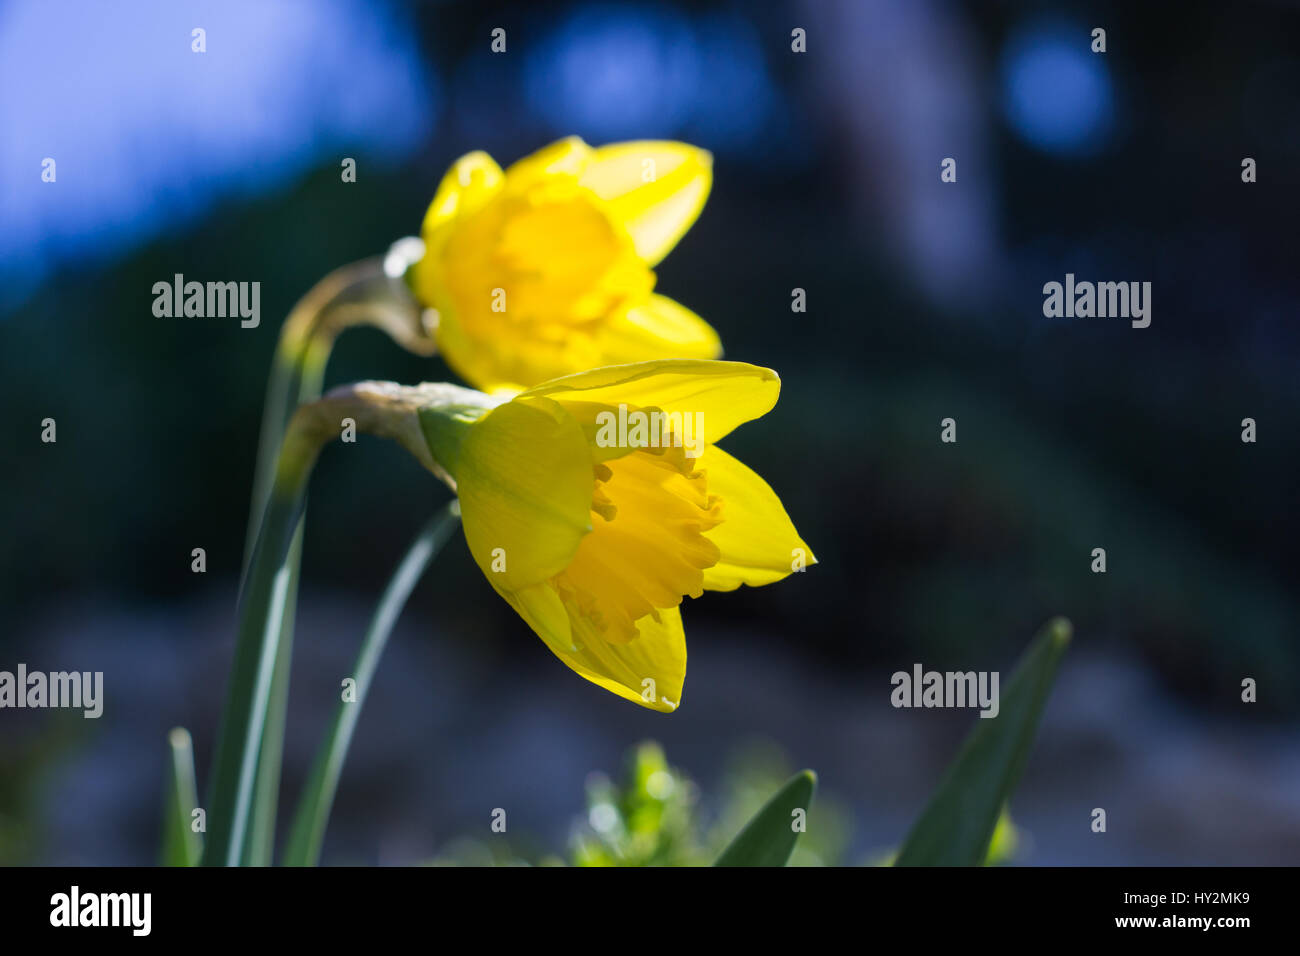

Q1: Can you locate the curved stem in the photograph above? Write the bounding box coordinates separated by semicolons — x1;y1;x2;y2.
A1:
283;501;462;866
207;369;468;866
230;246;434;865
243;256;432;571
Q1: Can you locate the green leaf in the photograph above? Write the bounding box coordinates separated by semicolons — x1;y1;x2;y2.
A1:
161;728;202;867
713;769;817;866
894;617;1071;867
202;482;308;866
283;501;462;867
239;524;302;866
241;343;327;866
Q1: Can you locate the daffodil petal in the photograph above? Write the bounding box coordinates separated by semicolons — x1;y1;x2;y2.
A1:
580;141;712;266
456;397;593;590
595;294;722;363
421;151;504;238
500;582;685;713
520;360;779;447
701;446;815;592
502;136;593;188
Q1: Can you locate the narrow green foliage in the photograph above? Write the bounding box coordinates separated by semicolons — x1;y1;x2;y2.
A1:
713;769;817;867
161;728;202;867
284;502;462;866
894;618;1071;866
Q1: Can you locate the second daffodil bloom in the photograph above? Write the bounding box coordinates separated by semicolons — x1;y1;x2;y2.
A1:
417;359;815;711
409;137;722;391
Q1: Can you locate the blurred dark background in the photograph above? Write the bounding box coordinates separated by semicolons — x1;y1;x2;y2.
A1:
2;0;1298;865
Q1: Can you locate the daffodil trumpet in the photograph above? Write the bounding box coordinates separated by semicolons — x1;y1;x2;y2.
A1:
410;137;723;391
416;360;816;712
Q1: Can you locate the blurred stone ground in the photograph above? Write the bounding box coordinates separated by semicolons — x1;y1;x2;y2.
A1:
5;590;1298;865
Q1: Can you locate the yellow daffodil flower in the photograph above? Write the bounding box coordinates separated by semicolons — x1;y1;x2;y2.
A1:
410;138;722;391
417;359;815;711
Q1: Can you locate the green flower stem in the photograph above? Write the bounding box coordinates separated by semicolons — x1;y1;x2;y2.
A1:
161;727;202;866
243;253;434;570
284;500;462;867
205;377;471;867
231;245;434;866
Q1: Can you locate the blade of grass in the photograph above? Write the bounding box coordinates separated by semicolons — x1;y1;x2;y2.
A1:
713;770;817;867
894;617;1071;866
161;728;202;866
283;501;462;866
